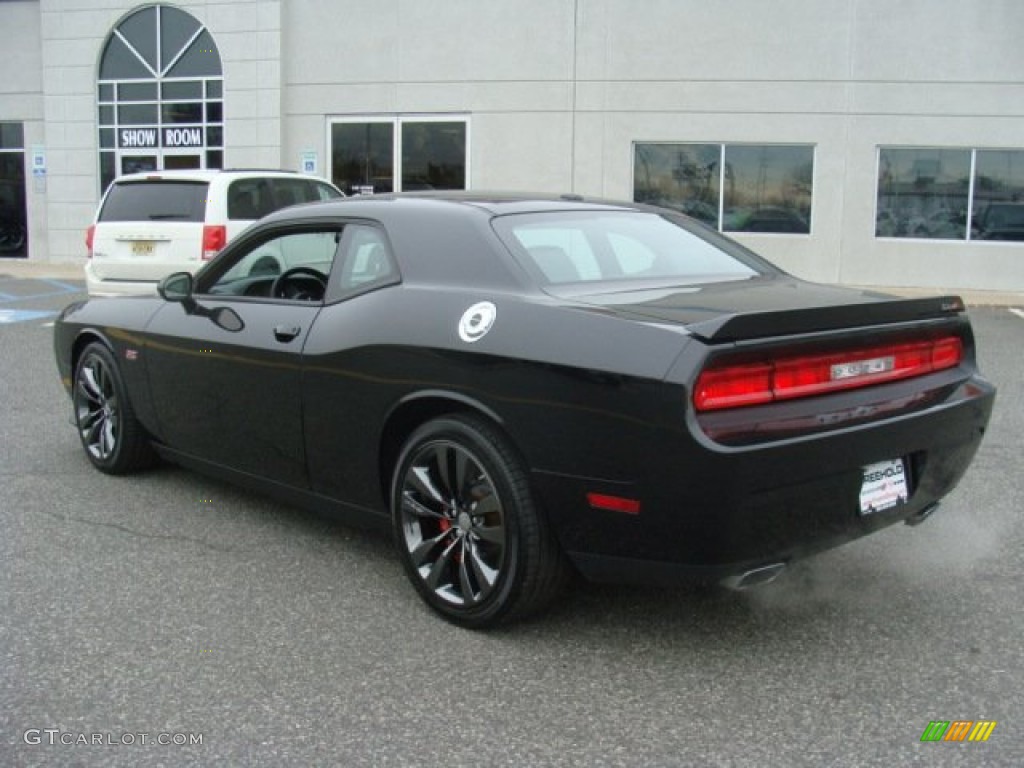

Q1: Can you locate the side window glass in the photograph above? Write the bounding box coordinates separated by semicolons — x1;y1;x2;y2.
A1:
336;225;397;293
204;229;341;300
227;178;272;220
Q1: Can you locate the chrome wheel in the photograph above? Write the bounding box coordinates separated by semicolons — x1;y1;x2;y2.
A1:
399;440;507;607
75;353;120;461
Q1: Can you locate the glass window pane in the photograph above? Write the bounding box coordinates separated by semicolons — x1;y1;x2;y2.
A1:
633;143;720;227
331;122;394;195
160;5;202;72
161;102;203;124
118;82;157;101
161;80;202;100
100;152;116;195
0;151;27;257
118;6;158;73
206;80;223;98
206;150;223;169
876;148;970;239
205;101;223;123
98;35;153;80
722;145;813;234
99;180;208;221
166;30;222;78
400;121;466;191
972;150;1024;241
0;122;25;149
99;128;115;149
98;105;114;125
98;83;114;102
206;126;223;147
118;103;158;125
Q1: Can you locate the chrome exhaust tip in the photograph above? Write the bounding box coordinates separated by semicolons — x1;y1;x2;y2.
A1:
904;501;940;527
721;562;787;590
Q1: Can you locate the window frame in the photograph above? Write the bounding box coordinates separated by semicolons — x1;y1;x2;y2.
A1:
632;141;815;236
875;146;1024;243
326;114;471;196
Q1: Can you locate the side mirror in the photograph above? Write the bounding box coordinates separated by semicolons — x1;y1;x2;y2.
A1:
158;272;194;303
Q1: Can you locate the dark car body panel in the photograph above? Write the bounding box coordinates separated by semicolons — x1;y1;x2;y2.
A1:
55;194;996;586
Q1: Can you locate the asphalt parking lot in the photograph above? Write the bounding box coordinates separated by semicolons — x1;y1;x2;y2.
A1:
2;272;1022;767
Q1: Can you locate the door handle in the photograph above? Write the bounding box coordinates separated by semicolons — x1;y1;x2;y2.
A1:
273;325;301;343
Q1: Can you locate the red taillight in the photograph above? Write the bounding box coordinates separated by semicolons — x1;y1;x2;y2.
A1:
85;224;95;258
694;336;963;412
202;225;226;260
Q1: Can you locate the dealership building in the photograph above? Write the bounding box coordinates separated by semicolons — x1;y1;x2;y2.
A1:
1;0;1022;291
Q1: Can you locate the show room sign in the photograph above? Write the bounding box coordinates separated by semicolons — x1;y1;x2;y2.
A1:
119;127;205;148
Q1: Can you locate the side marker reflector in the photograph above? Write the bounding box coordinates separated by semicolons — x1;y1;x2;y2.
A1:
586;493;641;515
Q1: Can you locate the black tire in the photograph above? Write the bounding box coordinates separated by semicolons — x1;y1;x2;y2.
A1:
72;342;155;474
391;414;568;628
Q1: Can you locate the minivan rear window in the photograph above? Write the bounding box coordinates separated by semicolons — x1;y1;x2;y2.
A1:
99;181;209;222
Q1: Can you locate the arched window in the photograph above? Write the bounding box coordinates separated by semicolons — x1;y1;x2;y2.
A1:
97;4;224;192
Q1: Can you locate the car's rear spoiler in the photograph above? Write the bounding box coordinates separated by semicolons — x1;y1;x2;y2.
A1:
687;295;966;343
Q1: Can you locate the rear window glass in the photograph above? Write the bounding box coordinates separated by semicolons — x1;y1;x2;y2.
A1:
493;211;764;287
227;178;342;220
99;181;208;222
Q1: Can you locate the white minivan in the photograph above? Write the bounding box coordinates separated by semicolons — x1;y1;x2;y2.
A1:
84;170;343;295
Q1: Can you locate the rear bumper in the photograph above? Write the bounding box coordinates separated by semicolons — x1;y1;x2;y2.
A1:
84;262;159;296
534;374;995;585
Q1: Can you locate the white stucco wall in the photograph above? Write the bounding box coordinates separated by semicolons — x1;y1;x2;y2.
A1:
4;0;1023;290
32;0;283;262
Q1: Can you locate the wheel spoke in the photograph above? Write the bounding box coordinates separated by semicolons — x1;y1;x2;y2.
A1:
79;365;104;403
471;488;499;517
472;520;505;546
408;465;446;506
410;528;455;568
458;547;477;604
466;538;499;591
402;491;446;520
425;538;460;591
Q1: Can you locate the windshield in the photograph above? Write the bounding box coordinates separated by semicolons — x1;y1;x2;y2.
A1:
492;211;769;290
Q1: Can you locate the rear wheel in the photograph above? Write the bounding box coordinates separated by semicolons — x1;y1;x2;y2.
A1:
391;415;567;628
73;342;154;474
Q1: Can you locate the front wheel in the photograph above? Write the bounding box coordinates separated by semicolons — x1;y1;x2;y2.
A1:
72;342;154;474
391;415;567;628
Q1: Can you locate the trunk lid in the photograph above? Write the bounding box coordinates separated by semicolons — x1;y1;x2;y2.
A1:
563;276;965;341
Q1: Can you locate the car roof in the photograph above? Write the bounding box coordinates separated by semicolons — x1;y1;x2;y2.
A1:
259;191;653;224
111;169;320;184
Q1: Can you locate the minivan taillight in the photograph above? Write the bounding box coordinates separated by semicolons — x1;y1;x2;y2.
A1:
694;336;964;412
85;224;96;258
202;225;226;260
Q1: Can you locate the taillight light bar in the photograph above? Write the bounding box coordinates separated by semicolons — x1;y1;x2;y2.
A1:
694;336;963;412
85;224;95;258
202;224;226;260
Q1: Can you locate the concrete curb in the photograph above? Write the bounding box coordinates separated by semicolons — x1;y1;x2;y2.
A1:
2;257;1023;307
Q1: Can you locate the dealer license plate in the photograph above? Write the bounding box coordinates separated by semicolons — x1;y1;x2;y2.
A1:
859;458;908;515
131;241;155;256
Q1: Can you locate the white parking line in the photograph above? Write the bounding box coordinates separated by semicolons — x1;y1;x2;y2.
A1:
1010;308;1024;320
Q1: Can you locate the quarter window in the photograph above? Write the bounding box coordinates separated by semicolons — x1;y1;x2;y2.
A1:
634;143;814;235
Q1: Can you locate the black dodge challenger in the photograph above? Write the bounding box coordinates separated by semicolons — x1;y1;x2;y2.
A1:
54;194;995;627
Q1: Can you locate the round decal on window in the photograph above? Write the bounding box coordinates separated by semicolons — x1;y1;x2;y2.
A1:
458;302;497;343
